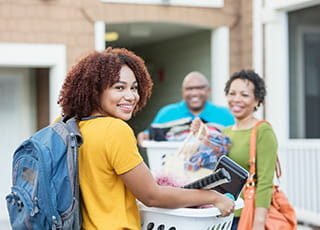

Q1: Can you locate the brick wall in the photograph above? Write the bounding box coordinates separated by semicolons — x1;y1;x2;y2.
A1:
0;0;95;69
229;0;253;74
0;0;252;72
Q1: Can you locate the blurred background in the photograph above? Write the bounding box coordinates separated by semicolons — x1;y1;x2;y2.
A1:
1;0;320;229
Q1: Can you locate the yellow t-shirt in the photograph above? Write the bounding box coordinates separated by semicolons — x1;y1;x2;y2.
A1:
78;116;143;230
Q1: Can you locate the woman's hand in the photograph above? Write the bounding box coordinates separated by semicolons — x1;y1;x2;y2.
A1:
213;192;235;217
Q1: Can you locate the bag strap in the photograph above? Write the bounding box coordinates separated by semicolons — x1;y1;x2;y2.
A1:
248;120;281;185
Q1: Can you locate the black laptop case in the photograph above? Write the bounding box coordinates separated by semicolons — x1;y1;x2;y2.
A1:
213;155;249;199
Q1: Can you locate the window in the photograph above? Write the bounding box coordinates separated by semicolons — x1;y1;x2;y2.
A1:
289;5;320;138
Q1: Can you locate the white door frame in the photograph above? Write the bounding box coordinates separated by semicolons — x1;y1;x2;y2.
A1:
295;25;320;138
0;68;35;225
0;43;66;120
210;27;229;107
0;43;66;225
261;0;320;142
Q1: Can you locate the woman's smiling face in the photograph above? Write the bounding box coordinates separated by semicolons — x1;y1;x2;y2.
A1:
226;78;259;120
99;65;140;121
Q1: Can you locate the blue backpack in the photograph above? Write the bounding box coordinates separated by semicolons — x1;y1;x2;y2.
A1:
6;117;83;230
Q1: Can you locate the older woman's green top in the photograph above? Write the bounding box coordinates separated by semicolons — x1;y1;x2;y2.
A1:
222;122;278;217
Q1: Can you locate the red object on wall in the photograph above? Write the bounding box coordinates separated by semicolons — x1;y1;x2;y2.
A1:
157;69;165;82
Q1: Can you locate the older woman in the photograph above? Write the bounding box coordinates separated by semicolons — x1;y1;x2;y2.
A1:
223;70;278;230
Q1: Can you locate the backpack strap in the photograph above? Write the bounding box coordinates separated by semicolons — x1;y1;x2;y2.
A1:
52;116;83;226
52;117;82;145
65;117;83;146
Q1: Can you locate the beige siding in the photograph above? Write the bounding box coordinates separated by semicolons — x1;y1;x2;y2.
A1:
0;0;253;72
0;1;94;69
229;0;253;73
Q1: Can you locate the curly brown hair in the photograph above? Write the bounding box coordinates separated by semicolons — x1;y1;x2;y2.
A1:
58;47;153;118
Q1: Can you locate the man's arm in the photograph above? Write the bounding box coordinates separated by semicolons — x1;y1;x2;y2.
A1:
137;103;175;147
137;131;150;147
137;102;185;147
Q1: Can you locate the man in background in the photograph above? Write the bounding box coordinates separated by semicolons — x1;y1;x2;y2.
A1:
137;71;234;146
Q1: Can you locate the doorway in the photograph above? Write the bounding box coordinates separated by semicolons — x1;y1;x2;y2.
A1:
0;68;36;220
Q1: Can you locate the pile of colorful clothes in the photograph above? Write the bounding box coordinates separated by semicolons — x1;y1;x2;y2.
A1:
184;130;231;171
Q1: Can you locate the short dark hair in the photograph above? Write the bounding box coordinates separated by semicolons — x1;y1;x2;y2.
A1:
224;69;266;109
58;47;153;118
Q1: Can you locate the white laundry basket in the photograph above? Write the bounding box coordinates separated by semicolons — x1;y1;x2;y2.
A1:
142;140;213;180
142;141;182;172
139;198;243;230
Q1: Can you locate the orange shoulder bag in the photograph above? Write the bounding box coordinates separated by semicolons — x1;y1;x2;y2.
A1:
237;120;297;230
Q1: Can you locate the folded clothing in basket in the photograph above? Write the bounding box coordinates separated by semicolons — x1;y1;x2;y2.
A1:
154;171;192;188
184;130;231;171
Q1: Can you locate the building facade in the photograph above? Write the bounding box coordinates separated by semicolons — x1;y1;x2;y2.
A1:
259;0;320;226
1;0;319;227
0;0;254;225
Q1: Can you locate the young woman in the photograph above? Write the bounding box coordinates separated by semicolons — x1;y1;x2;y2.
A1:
58;47;234;230
223;70;278;230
